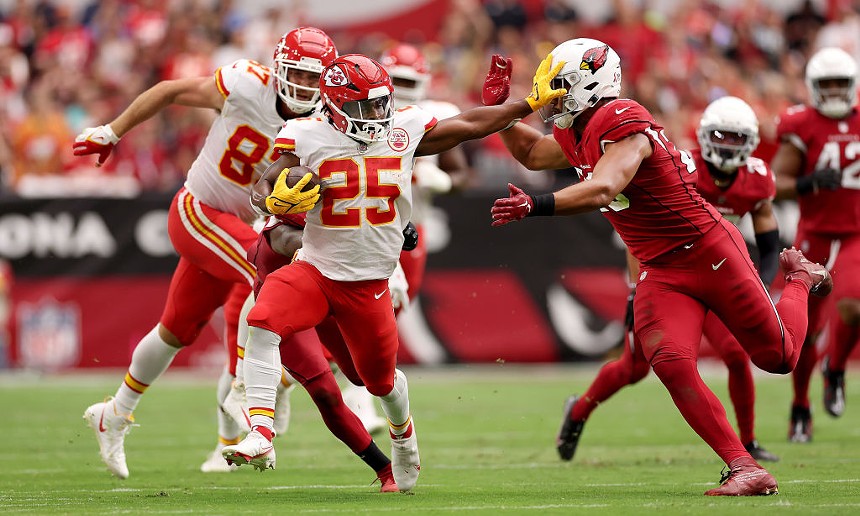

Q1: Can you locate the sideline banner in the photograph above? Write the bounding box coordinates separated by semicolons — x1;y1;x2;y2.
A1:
0;193;662;369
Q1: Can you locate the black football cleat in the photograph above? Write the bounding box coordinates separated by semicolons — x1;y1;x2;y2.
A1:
744;440;779;462
822;357;846;418
556;395;585;461
788;405;812;443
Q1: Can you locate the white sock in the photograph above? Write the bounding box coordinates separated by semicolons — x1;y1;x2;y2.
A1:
216;366;241;441
234;293;255;384
113;326;180;414
244;326;281;431
379;368;411;434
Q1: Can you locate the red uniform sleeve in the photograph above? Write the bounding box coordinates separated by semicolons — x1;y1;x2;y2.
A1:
592;100;654;153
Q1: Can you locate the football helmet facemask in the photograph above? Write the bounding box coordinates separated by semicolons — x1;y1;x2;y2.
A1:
320;54;395;143
805;47;858;119
696;96;760;173
273;27;338;115
538;38;622;129
380;44;430;109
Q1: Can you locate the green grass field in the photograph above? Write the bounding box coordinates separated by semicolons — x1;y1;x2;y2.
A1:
1;364;858;514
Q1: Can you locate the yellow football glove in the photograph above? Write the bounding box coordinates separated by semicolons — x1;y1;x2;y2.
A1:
265;169;320;215
525;54;567;111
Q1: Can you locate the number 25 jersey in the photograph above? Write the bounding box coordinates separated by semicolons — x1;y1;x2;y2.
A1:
274;106;438;281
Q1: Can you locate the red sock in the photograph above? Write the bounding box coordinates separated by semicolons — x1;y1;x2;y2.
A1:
725;358;755;444
303;373;372;453
572;347;650;421
652;358;746;465
791;337;819;408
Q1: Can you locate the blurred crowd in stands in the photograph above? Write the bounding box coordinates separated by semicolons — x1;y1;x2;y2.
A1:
0;0;857;196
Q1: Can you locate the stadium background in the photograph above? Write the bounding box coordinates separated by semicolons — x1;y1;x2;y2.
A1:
0;0;857;371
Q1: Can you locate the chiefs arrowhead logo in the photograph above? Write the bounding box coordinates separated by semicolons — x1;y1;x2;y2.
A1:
580;45;609;73
324;65;348;87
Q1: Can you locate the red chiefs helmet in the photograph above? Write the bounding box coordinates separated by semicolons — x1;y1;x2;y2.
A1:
379;44;430;108
273;27;338;114
320;54;395;143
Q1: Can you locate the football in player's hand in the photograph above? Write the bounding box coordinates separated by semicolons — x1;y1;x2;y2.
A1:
285;165;321;192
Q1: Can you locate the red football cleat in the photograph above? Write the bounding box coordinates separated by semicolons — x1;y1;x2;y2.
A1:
779;247;833;297
704;457;778;496
376;463;399;493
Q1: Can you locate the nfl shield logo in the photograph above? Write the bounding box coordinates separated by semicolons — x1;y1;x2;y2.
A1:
17;298;81;370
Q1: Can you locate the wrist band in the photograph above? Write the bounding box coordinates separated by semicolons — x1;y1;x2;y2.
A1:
527;193;554;217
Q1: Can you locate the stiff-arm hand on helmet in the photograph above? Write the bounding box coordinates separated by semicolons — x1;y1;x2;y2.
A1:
525;54;567;111
265;169;320;215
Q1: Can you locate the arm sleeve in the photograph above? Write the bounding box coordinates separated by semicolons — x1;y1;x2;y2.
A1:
754;229;780;286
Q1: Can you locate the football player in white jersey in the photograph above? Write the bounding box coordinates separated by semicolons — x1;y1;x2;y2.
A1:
322;43;472;435
74;27;338;479
220;53;566;492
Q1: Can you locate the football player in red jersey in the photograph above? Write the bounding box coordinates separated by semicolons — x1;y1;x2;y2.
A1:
75;27;338;478
487;38;831;496
771;47;860;442
526;96;782;465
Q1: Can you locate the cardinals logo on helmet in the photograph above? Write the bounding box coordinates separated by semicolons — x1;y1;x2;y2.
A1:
324;65;348;86
580;45;609;73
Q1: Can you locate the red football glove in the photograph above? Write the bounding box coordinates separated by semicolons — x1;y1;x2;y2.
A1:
491;183;532;227
73;125;120;166
482;54;512;106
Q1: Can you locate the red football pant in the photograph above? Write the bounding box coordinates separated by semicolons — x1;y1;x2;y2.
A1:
162;188;255;375
248;260;399;395
635;219;811;464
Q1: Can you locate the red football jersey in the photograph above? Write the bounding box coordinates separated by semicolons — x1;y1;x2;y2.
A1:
777;105;860;235
692;150;775;224
552;99;722;262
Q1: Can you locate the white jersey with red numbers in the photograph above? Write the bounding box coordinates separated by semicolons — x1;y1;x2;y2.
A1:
692;150;775;225
776;104;860;236
184;59;284;224
274;105;438;281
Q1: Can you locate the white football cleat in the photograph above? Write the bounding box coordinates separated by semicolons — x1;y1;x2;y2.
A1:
83;398;135;479
222;430;275;471
390;419;420;492
342;383;387;435
221;380;251;434
272;383;295;436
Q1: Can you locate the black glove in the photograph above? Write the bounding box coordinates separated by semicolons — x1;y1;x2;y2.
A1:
402;221;419;251
796;167;842;195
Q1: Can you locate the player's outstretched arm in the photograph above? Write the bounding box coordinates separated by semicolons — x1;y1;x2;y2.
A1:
416;54;567;157
73;76;224;165
490;133;650;226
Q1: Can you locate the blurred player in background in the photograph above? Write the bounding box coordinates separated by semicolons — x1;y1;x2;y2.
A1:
222;53;560;492
487;38;830;496
772;46;860;443
550;96;781;464
76;27;338;479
